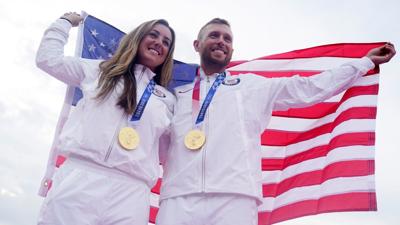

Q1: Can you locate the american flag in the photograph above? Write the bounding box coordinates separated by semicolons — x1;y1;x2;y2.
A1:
227;43;380;224
39;13;381;225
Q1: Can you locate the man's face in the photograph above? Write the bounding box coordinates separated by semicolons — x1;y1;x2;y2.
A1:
194;24;233;68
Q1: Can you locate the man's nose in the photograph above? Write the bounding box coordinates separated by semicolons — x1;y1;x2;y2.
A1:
216;35;226;45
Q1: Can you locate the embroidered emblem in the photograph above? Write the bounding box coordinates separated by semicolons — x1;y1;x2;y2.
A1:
222;78;240;86
153;88;166;98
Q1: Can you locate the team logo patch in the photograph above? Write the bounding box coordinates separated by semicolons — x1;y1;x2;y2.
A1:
222;78;240;86
153;88;167;98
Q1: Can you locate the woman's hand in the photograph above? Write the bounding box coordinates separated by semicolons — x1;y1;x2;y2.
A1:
60;12;83;27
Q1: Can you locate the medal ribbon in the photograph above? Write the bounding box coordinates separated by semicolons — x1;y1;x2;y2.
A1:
130;79;156;122
192;71;226;126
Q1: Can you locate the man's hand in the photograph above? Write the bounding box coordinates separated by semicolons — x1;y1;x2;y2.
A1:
366;43;396;66
60;12;83;27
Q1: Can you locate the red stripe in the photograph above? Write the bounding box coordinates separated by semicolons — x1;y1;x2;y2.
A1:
149;206;159;224
192;68;200;100
261;107;377;146
263;160;375;197
258;43;385;59
193;79;200;101
341;84;379;102
262;132;375;171
56;155;66;168
258;192;377;225
272;84;379;119
151;178;162;194
227;60;247;68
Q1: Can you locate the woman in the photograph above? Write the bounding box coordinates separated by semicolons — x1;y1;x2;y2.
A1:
36;12;175;225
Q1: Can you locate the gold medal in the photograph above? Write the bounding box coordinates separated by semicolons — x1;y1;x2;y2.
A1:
184;129;206;150
118;127;140;150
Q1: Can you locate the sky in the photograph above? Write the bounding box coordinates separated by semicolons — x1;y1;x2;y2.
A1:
0;0;399;224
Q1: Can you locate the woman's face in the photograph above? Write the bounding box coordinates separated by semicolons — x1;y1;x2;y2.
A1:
137;23;173;72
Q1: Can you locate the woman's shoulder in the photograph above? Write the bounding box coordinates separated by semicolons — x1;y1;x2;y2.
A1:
78;59;104;83
153;84;176;109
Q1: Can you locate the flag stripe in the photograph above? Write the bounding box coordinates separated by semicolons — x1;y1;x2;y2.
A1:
272;85;378;119
268;106;376;132
229;69;378;77
262;145;374;181
258;192;377;225
258;175;375;211
258;42;384;59
149;206;159;223
262;160;374;197
228;57;379;73
262;118;376;146
262;136;375;172
151;178;162;194
261;130;375;159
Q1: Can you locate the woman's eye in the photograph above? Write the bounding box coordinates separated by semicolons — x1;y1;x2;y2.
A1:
148;32;158;38
163;40;170;47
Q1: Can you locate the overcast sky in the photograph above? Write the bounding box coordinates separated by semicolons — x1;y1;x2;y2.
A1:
0;0;399;224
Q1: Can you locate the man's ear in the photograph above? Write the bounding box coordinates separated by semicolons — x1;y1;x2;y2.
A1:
193;40;200;52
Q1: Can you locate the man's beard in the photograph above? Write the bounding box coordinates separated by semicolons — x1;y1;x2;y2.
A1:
201;50;231;69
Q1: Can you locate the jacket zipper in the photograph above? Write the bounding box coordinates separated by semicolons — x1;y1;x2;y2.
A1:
104;66;147;162
104;113;127;162
201;75;211;192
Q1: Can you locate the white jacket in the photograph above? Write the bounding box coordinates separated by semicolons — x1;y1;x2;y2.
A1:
160;58;375;204
36;19;175;194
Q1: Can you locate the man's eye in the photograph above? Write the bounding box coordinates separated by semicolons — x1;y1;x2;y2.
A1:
209;33;218;38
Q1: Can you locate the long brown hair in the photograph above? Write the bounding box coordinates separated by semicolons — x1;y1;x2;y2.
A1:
95;19;175;114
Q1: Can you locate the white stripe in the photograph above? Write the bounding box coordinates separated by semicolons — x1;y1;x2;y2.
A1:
261;145;286;158
258;175;375;211
262;118;375;159
159;165;164;176
261;134;330;158
268;95;378;131
353;74;379;86
229;57;360;71
262;145;375;184
150;192;160;207
334;119;376;135
323;74;379;102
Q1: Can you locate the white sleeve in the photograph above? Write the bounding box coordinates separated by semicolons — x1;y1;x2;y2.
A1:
36;19;88;87
158;89;176;165
272;57;375;111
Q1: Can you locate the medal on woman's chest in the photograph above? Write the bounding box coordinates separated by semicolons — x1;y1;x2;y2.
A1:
119;79;155;150
118;127;140;150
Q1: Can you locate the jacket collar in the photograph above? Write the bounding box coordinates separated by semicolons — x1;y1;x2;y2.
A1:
133;64;157;82
199;67;230;80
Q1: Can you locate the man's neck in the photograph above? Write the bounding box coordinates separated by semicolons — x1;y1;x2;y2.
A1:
201;63;226;76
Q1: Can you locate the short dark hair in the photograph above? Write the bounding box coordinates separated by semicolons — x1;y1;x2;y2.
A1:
197;18;230;40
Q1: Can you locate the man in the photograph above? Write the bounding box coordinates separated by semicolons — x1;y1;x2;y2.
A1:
156;18;396;225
